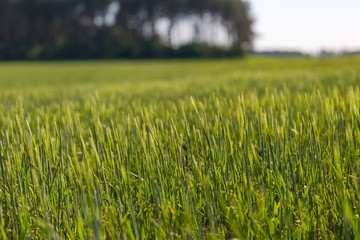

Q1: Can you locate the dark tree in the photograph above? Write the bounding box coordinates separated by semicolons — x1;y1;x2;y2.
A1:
0;0;253;59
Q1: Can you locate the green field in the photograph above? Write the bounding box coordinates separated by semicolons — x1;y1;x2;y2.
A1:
0;57;360;239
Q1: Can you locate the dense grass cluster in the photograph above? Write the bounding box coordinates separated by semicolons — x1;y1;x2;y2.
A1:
0;57;360;239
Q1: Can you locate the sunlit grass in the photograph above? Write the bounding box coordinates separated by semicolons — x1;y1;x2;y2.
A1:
0;56;360;239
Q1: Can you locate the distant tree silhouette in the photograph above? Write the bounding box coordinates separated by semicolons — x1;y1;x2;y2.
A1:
0;0;253;59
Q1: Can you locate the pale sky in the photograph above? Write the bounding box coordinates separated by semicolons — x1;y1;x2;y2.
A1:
249;0;360;53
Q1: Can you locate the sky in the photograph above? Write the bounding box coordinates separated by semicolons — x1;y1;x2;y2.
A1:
249;0;360;53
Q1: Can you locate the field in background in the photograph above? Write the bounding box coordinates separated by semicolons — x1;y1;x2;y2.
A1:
0;57;360;239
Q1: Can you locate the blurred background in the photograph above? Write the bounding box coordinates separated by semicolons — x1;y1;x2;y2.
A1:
0;0;359;60
251;0;360;56
0;0;253;60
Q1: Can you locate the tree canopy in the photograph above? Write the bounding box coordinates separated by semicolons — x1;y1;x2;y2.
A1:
0;0;253;59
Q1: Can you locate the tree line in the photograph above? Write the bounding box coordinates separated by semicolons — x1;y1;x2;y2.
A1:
0;0;253;60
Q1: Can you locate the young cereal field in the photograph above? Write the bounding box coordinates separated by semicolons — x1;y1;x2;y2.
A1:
0;57;360;239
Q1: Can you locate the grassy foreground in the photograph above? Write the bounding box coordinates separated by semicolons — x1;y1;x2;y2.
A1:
0;57;360;239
